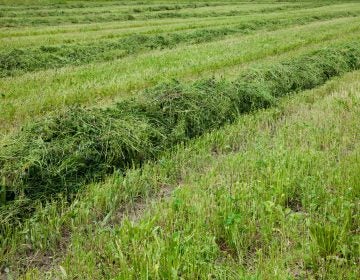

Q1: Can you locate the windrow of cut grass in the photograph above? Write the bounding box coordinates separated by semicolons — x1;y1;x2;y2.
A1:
1;10;358;77
45;75;360;279
53;72;359;279
0;2;322;27
1;17;359;136
0;2;217;18
2;2;354;42
1;42;359;224
2;67;360;279
3;7;359;50
0;1;231;14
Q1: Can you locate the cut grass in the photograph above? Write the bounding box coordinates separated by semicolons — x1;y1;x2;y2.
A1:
1;16;360;134
1;8;359;77
2;67;359;279
1;8;358;49
0;2;315;27
0;1;359;278
2;2;354;45
1;41;359;225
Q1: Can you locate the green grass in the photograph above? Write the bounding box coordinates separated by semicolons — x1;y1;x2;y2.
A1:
1;40;359;232
1;7;359;77
0;2;307;27
1;15;360;134
1;1;332;28
1;10;357;51
0;1;359;278
1;3;352;46
2;68;359;279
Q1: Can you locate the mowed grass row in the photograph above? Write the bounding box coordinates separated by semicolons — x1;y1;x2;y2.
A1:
0;2;359;278
0;2;321;27
2;69;359;279
4;14;360;77
2;5;359;49
1;7;359;77
0;1;235;14
51;71;360;279
0;2;221;17
1;41;359;227
0;2;289;19
1;2;350;41
1;16;360;134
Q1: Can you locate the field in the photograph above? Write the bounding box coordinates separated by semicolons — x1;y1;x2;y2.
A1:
0;0;359;279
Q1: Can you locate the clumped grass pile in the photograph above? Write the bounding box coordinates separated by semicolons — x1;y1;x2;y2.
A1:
1;10;357;77
0;42;359;217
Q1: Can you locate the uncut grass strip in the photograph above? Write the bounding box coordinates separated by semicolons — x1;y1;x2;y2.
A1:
0;42;359;225
1;10;359;78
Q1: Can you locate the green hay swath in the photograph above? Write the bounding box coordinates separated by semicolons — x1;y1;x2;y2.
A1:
0;42;359;220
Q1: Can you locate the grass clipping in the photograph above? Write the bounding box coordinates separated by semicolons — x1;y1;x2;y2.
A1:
1;42;360;213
